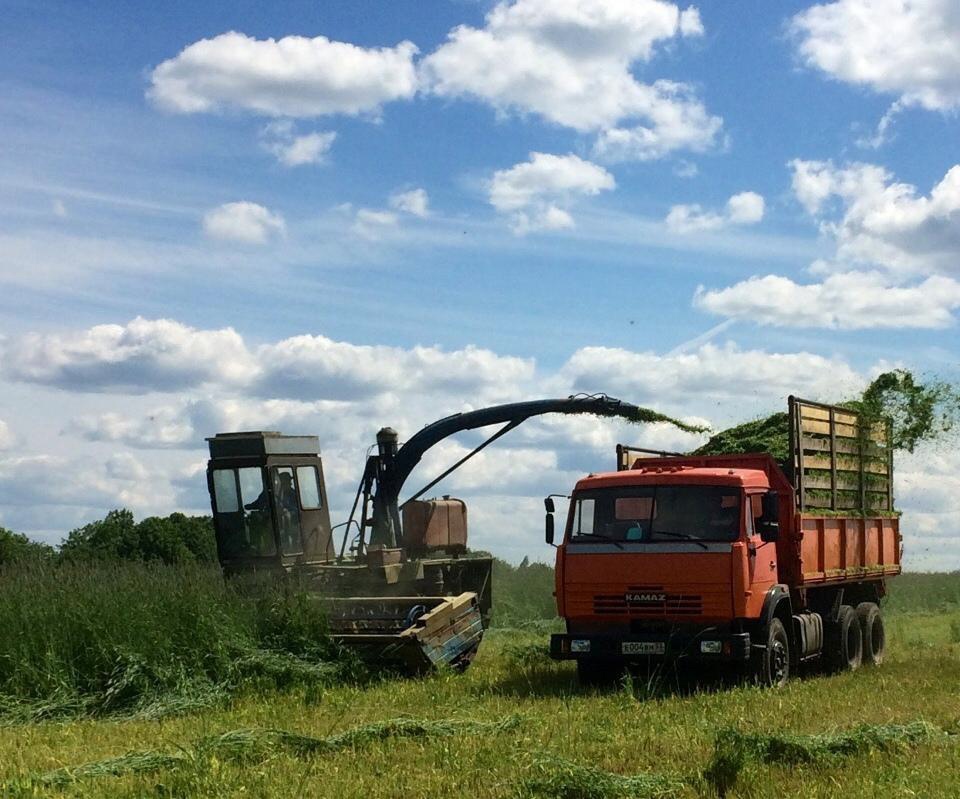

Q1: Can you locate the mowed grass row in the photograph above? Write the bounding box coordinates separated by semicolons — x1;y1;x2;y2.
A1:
1;577;959;797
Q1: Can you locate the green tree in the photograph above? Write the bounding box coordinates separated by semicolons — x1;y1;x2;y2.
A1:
0;526;55;564
59;510;216;564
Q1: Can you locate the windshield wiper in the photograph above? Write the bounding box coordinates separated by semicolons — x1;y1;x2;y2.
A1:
572;532;623;550
652;531;709;550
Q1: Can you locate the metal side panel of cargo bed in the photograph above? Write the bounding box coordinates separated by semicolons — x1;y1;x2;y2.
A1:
795;514;901;585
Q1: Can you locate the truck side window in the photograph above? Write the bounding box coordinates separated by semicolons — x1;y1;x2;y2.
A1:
574;498;595;536
297;466;323;510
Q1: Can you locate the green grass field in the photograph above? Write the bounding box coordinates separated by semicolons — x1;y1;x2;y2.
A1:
1;568;959;798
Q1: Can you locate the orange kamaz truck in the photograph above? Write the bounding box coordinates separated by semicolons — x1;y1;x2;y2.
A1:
547;397;901;686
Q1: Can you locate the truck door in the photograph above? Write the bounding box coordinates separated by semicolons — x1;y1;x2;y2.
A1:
746;492;778;616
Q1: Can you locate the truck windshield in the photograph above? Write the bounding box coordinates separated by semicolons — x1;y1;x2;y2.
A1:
568;485;741;543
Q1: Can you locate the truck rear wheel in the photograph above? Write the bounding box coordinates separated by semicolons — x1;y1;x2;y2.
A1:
826;604;862;673
856;602;885;666
752;618;790;688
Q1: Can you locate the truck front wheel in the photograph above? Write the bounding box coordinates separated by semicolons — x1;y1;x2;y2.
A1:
752;618;790;688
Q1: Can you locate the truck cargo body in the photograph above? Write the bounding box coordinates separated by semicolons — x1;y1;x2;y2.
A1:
549;398;901;685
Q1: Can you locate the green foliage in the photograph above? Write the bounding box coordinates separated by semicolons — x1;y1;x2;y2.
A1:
0;526;54;564
490;557;557;627
885;571;960;613
855;369;960;453
59;510;216;564
693;412;791;464
9;715;521;791
522;756;683;799
703;722;943;797
0;560;349;720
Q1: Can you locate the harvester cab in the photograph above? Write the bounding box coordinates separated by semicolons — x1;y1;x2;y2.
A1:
206;432;334;573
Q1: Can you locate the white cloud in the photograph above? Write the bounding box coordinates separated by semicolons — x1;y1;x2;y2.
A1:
351;208;399;240
695;272;960;329
666;190;765;233
202;201;285;244
149;32;419;118
792;0;960;112
789;160;960;278
0;420;13;450
696;160;960;329
261;121;336;166
421;0;721;160
488;152;615;233
561;341;864;408
0;317;256;393
389;188;430;218
52;199;67;218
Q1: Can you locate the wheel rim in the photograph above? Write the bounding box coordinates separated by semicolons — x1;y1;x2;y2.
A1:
770;641;788;685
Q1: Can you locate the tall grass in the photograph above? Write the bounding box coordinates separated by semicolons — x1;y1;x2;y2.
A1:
0;561;349;719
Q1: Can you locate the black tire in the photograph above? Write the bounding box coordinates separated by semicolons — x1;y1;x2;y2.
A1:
752;618;790;687
576;659;623;687
856;602;885;666
825;604;862;672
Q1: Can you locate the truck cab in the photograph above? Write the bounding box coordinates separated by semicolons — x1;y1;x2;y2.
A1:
206;432;334;574
549;462;786;683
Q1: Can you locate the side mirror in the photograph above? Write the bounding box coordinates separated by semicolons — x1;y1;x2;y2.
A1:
758;491;780;543
544;496;555;514
545;512;555;546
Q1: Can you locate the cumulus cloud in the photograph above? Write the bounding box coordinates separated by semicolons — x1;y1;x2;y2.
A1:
791;0;960;112
665;190;765;233
1;318;535;403
0;317;256;393
488;152;615;233
261;121;336;166
421;0;721;160
254;336;535;402
789;160;960;278
149;32;419;118
0;420;13;451
389;188;430;218
202;201;286;244
695;160;960;329
695;272;960;329
560;341;863;407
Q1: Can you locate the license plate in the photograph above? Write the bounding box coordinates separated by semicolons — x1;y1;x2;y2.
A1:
622;641;665;655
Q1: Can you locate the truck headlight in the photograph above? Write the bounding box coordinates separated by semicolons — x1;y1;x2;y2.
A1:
700;640;722;654
571;639;591;653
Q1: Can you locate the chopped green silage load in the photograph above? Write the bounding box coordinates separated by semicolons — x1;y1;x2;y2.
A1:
691;370;959;515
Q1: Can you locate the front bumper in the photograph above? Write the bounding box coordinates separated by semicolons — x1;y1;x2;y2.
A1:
550;630;751;662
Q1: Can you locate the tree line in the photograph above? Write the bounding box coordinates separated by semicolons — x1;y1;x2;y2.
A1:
0;510;216;566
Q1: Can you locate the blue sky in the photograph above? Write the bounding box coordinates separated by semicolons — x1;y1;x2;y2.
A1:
0;0;958;566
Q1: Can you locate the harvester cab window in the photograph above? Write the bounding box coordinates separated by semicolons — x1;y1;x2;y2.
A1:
296;466;322;510
212;467;276;557
272;467;303;555
212;469;239;513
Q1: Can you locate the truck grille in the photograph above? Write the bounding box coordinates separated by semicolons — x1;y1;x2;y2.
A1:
593;584;703;617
